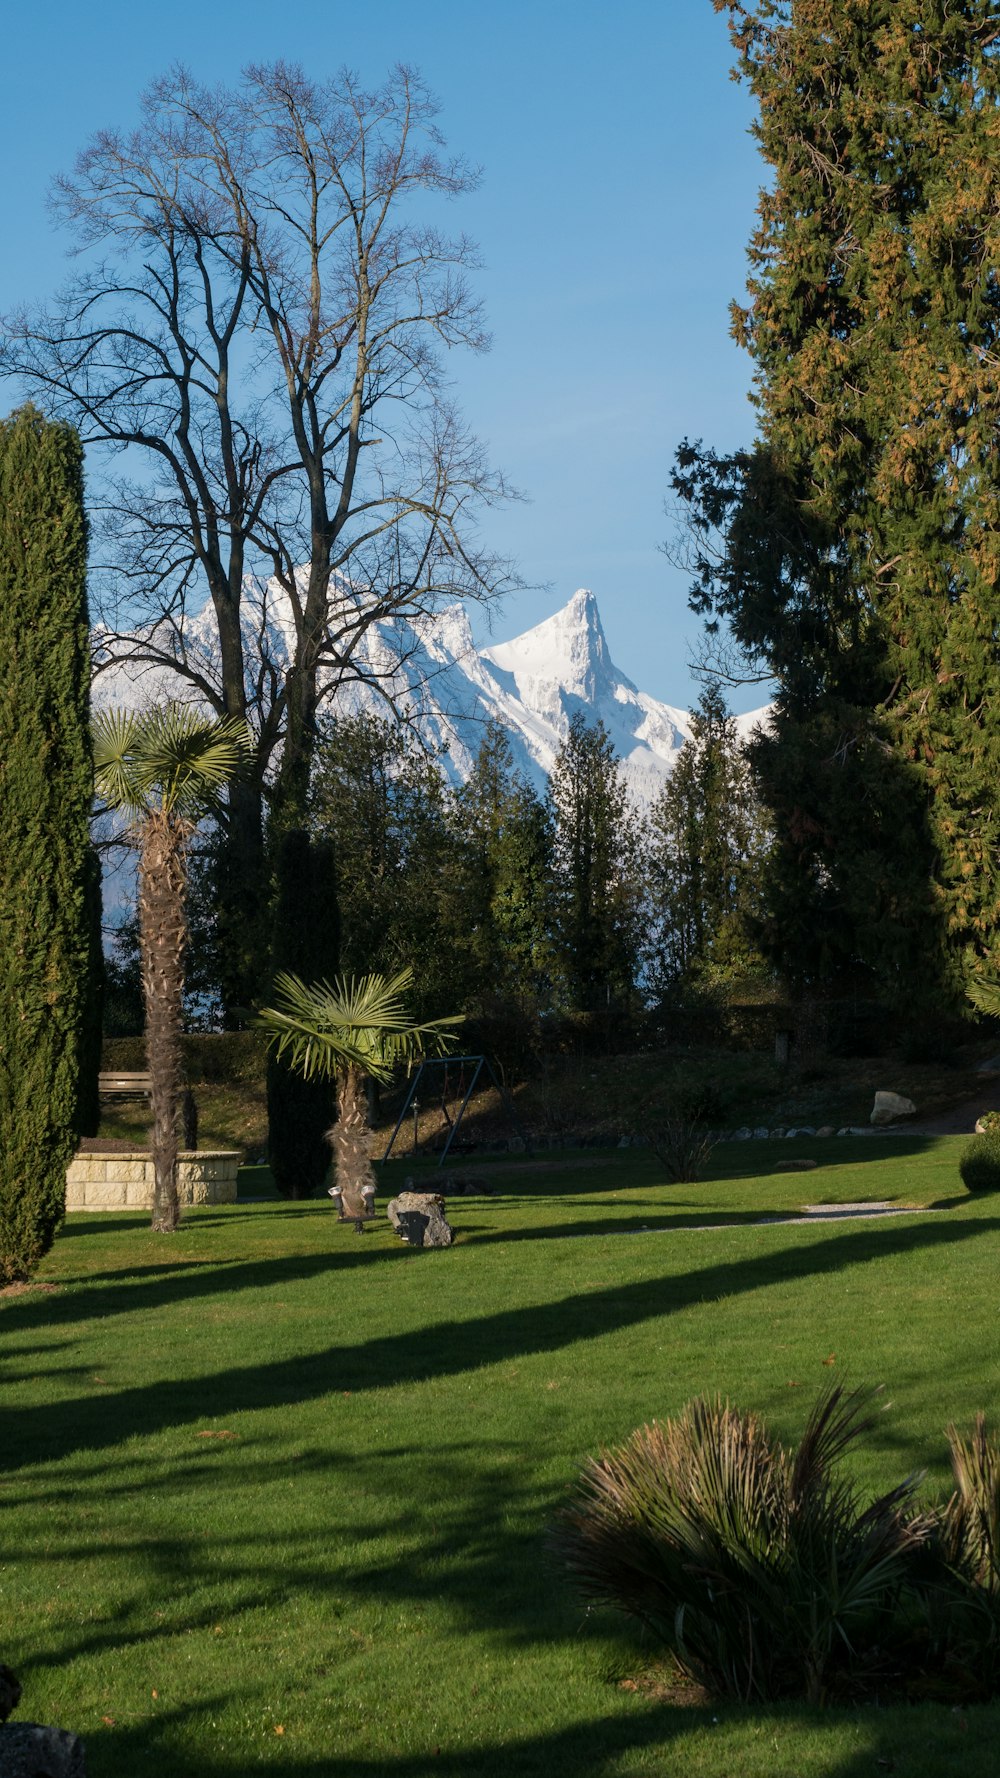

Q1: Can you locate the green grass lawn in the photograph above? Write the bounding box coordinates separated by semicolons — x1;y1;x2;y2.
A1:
4;1134;1000;1775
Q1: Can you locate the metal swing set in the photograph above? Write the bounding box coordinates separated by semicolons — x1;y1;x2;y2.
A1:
380;1054;529;1167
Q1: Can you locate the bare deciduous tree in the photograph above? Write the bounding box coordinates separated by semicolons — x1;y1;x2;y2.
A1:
1;62;515;1013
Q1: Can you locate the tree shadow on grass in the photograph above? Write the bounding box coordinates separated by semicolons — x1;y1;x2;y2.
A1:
3;1215;998;1474
16;1434;966;1778
84;1694;996;1778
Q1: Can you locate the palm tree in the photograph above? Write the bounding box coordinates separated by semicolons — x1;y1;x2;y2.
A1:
93;705;250;1231
254;969;461;1222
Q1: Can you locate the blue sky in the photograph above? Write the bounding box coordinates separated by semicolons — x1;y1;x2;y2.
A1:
1;0;763;711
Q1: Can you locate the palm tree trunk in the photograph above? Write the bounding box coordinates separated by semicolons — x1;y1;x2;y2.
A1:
332;1064;376;1221
139;811;190;1232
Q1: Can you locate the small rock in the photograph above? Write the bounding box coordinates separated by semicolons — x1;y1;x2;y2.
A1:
871;1091;916;1126
753;1126;769;1140
732;1127;751;1141
0;1724;87;1777
617;1135;631;1149
977;1055;1000;1075
386;1191;454;1248
815;1126;835;1139
770;1129;786;1140
774;1158;819;1172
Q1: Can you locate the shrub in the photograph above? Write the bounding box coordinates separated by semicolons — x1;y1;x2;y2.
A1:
975;1110;1000;1136
959;1134;1000;1193
553;1386;931;1705
640;1105;718;1183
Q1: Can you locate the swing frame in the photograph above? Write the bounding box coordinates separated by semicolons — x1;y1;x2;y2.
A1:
380;1054;530;1167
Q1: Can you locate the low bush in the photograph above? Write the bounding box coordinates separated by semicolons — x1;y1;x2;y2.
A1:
640;1105;718;1182
553;1386;929;1704
554;1387;1000;1706
975;1110;1000;1136
959;1134;1000;1193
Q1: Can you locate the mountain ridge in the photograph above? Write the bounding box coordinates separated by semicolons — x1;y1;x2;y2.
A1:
95;585;768;803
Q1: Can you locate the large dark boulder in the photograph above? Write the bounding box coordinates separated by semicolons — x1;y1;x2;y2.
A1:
0;1723;87;1776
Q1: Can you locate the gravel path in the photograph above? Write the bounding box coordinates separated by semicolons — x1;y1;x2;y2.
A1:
629;1203;950;1234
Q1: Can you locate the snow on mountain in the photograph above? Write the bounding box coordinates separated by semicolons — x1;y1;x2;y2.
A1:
95;584;768;804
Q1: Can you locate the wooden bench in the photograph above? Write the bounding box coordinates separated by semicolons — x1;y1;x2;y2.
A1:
98;1071;153;1102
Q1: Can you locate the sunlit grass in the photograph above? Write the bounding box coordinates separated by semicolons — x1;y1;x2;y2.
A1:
3;1134;1000;1774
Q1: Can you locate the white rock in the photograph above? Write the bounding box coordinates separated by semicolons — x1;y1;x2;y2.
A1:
870;1091;916;1127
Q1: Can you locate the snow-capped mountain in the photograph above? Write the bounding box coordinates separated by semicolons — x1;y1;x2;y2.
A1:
95;585;767;803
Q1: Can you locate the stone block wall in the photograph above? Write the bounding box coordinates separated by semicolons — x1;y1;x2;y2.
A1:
66;1150;240;1212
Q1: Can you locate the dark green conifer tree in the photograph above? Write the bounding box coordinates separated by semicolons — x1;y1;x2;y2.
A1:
547;714;641;1025
456;722;554;1006
675;1;1000;1009
645;684;766;997
0;405;94;1282
307;713;467;1017
266;829;340;1198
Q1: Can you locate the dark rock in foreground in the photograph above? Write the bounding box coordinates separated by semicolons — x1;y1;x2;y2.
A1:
0;1723;87;1776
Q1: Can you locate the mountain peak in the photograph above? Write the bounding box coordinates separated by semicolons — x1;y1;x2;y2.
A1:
481;585;623;707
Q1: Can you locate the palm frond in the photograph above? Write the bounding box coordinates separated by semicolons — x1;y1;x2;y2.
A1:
92;707;147;814
968;976;1000;1018
93;704;251;819
254;969;463;1084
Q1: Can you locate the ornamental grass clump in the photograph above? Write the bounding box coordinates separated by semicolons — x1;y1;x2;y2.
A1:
554;1386;932;1705
959;1134;1000;1193
923;1416;1000;1698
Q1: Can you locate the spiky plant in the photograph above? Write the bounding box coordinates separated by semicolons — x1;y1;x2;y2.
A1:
918;1415;1000;1698
254;968;461;1221
93;706;250;1231
553;1385;930;1705
944;1416;1000;1594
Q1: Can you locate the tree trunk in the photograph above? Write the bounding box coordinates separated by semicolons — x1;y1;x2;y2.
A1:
331;1064;376;1222
215;777;267;1025
139;812;190;1232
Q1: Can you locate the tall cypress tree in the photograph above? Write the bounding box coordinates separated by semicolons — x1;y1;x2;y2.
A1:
0;405;93;1283
266;829;341;1198
677;1;1000;1008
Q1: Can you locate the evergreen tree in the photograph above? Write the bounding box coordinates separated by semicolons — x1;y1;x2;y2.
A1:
0;405;93;1283
645;685;766;997
547;714;642;1022
675;1;1000;1009
308;714;469;1016
266;830;340;1199
455;723;554;1006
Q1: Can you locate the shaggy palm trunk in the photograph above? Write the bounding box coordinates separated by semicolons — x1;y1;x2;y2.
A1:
332;1064;376;1221
139;811;191;1232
